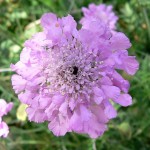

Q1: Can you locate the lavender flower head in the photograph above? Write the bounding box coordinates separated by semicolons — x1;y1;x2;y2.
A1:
80;3;118;30
0;99;13;138
11;13;139;138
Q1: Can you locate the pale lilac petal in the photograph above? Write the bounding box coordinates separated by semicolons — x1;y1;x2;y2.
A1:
20;48;31;63
93;87;105;104
110;32;131;51
68;98;76;111
11;75;27;94
18;90;35;104
93;96;103;105
0;122;9;138
113;51;139;75
100;76;113;85
123;56;139;75
26;107;47;123
113;94;132;107
111;71;130;93
104;101;117;119
80;105;92;121
59;102;68;116
41;13;57;30
0;99;13;117
80;3;118;30
61;15;77;37
48;114;70;136
47;25;62;43
52;95;65;105
0;99;13;138
102;85;120;100
79;29;94;44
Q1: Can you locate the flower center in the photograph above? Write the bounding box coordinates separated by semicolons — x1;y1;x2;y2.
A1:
72;66;78;75
44;40;102;98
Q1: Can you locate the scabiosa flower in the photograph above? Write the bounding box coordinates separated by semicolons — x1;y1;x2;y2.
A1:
11;13;139;138
0;99;13;138
80;3;118;30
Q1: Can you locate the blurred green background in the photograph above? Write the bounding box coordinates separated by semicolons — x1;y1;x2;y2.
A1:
0;0;150;149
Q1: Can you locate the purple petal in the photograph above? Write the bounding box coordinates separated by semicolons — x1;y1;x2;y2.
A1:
104;101;117;119
102;85;120;100
113;94;132;107
41;13;57;30
110;32;131;51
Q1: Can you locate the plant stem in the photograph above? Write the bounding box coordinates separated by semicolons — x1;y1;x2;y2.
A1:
60;137;67;150
0;68;12;72
142;8;150;40
137;0;150;41
92;139;97;150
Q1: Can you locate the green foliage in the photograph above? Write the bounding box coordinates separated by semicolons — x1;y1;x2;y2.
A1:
0;0;150;149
